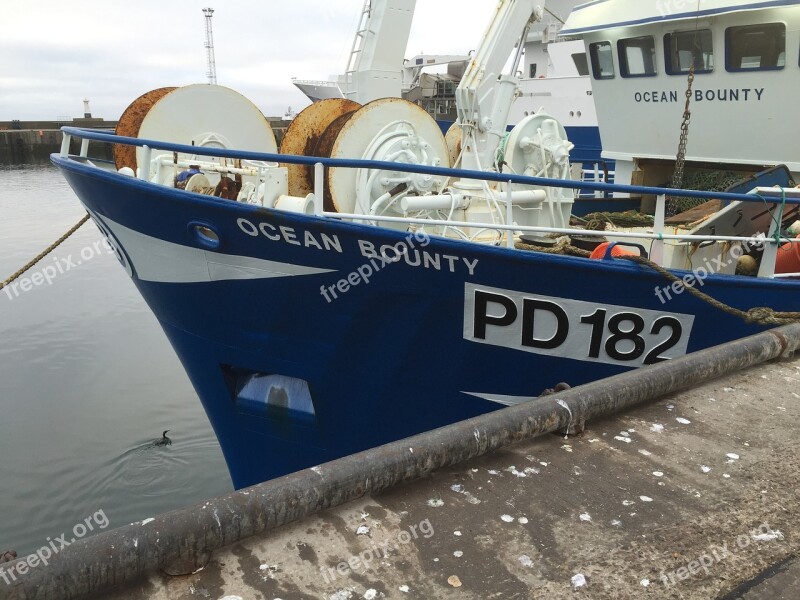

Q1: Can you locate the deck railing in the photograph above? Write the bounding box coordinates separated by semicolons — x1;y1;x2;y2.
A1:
58;126;800;280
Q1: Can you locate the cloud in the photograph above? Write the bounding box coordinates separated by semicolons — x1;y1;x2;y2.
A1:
0;0;494;120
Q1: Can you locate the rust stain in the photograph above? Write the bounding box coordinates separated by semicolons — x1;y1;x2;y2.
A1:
113;87;177;171
279;98;360;199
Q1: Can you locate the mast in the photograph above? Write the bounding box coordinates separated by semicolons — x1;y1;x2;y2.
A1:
203;7;218;85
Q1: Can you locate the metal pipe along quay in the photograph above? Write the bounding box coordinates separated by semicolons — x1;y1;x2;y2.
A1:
4;324;800;600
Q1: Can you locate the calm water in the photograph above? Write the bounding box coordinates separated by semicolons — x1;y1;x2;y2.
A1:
0;164;232;555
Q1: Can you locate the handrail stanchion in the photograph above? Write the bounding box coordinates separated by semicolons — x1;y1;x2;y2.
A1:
506;181;514;249
651;194;666;265
60;133;71;157
314;162;324;216
139;145;152;181
79;139;90;158
758;205;780;279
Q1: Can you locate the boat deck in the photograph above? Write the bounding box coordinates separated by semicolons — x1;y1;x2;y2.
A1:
102;357;800;600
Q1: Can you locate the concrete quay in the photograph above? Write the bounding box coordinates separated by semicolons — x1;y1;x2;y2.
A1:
77;358;800;598
0;119;116;164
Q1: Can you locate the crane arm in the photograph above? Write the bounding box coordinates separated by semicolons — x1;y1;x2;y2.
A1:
456;0;543;170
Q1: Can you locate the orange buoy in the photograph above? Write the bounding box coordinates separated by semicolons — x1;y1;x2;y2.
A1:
776;235;800;274
589;242;638;260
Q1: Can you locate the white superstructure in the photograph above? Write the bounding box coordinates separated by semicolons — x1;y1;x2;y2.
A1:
562;0;800;186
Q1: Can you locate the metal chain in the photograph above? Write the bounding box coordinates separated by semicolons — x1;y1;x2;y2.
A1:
671;66;695;191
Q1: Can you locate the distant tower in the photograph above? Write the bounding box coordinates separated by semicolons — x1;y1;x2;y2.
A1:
203;7;218;85
83;98;92;119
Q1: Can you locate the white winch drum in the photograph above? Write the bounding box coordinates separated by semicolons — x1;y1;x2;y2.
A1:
116;84;277;172
327;97;450;214
503;112;571;180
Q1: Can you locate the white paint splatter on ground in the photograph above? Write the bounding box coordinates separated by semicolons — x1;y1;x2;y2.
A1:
723;474;731;479
752;530;784;542
363;590;378;600
398;585;410;593
453;550;464;558
623;500;635;506
562;444;573;453
519;555;534;567
701;466;711;473
450;484;464;493
571;574;587;588
140;518;154;526
676;417;691;425
220;596;245;600
506;466;528;478
666;404;675;411
611;519;622;527
518;517;529;525
640;496;653;502
727;453;740;460
454;530;462;536
619;431;630;437
501;514;515;523
427;499;444;508
311;466;324;475
488;470;500;475
579;513;592;522
653;471;664;477
724;387;735;392
356;525;370;536
650;424;665;433
614;436;633;444
641;579;650;587
639;449;652;457
588;439;600;443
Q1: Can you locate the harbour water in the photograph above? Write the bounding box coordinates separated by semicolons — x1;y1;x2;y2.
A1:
0;163;232;556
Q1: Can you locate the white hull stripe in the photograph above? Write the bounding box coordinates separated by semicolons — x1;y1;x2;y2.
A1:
463;392;539;407
101;215;336;283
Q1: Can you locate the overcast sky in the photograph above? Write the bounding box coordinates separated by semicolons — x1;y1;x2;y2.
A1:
0;1;497;121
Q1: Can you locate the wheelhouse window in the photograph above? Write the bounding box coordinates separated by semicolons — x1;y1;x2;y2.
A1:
665;29;714;74
726;23;786;71
619;36;657;77
589;41;615;79
572;52;590;76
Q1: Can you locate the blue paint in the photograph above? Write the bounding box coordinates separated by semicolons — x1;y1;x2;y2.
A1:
52;153;800;488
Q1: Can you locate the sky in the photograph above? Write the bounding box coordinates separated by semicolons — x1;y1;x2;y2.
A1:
0;1;497;121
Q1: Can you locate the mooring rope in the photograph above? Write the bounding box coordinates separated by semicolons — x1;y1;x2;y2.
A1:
619;254;800;326
516;237;800;326
0;214;90;292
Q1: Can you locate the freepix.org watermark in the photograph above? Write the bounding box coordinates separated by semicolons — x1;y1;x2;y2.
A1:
654;235;766;305
0;510;110;584
657;522;784;588
3;238;114;301
320;518;435;584
656;0;698;17
319;231;431;303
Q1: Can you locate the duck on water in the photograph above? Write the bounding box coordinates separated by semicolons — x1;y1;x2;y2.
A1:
153;430;172;447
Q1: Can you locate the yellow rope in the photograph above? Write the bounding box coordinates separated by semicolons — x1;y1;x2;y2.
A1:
0;214;90;291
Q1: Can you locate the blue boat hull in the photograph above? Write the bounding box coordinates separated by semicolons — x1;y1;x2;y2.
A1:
53;156;799;488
